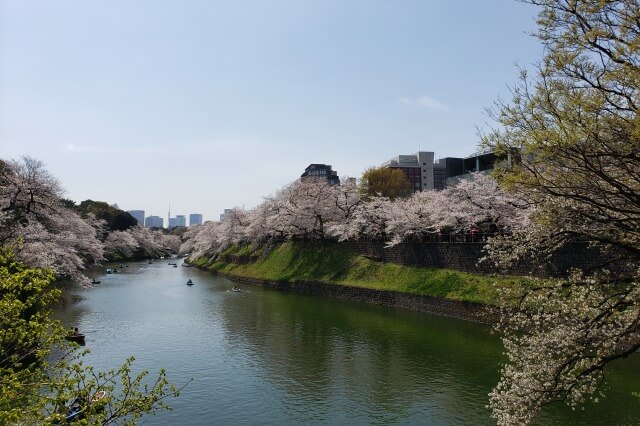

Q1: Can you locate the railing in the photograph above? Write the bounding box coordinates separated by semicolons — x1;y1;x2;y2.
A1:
356;232;505;244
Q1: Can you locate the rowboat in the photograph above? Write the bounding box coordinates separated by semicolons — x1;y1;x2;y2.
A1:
186;279;194;286
64;390;108;422
66;333;86;345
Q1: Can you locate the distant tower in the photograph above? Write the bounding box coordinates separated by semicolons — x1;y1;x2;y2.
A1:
168;203;171;229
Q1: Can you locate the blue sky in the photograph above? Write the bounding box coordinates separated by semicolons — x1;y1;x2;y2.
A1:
0;0;541;222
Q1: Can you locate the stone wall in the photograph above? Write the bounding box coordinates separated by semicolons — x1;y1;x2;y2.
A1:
334;241;626;278
215;239;632;279
213;270;498;324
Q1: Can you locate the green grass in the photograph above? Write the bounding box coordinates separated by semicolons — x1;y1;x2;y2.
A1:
200;241;529;305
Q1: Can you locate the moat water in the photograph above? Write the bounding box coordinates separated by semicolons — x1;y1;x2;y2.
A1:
55;260;639;425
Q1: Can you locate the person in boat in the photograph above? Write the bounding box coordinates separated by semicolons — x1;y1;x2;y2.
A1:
72;327;80;336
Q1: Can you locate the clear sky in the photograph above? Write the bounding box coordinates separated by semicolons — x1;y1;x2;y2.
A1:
0;0;542;223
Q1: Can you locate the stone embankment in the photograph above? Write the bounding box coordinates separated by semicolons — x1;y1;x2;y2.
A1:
203;268;498;324
194;239;630;323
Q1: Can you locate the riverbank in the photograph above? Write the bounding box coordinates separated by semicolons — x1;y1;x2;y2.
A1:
192;241;531;323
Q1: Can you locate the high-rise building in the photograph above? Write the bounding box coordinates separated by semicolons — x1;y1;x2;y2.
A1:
381;151;434;192
220;209;233;221
301;164;340;185
189;214;203;226
168;215;186;229
126;210;145;225
144;215;164;228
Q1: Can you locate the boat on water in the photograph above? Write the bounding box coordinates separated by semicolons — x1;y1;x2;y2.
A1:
66;333;86;345
90;279;100;284
186;279;194;286
64;390;108;422
231;286;243;293
105;269;112;274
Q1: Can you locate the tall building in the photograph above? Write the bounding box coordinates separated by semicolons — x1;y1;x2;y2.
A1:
381;151;435;192
126;210;145;225
301;164;340;185
144;215;163;228
189;214;203;226
168;215;186;229
220;209;233;221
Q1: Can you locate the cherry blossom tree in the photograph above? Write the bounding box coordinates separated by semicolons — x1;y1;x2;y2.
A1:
0;157;104;284
268;178;339;240
104;230;140;260
128;226;172;259
384;191;442;246
328;196;393;242
434;174;531;234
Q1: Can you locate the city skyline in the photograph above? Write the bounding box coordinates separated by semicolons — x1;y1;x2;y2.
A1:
0;0;542;222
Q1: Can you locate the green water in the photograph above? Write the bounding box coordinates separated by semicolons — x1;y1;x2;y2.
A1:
55;261;639;424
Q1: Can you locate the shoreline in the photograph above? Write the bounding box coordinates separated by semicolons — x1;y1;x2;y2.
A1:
198;266;499;324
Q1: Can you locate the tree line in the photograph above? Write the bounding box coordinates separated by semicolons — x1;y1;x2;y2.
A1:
181;173;530;261
0;157;180;285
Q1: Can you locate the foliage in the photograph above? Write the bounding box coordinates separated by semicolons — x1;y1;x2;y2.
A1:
1;156;179;272
360;167;411;200
73;200;138;232
0;250;181;424
481;0;640;424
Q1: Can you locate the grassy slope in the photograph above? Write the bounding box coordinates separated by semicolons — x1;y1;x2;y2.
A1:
197;242;529;305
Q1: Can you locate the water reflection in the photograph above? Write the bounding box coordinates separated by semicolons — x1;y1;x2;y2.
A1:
54;261;639;425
